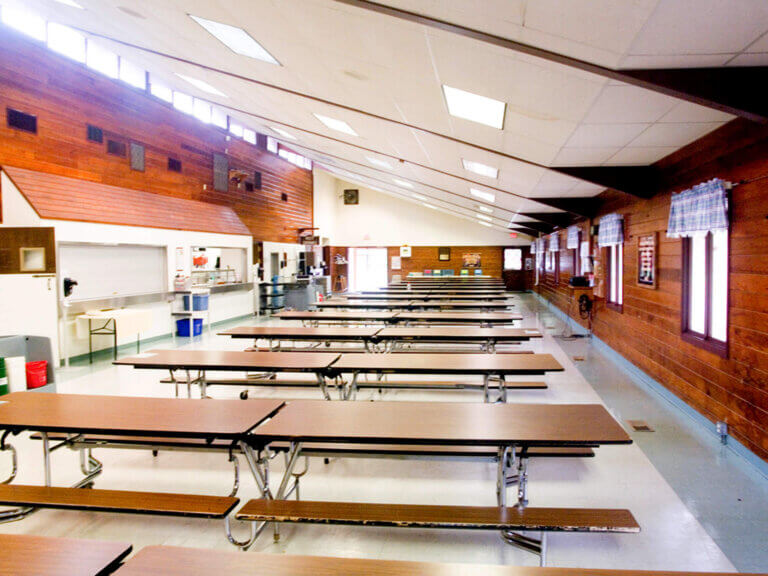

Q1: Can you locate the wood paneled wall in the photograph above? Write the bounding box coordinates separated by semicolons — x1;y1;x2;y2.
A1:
386;246;504;282
0;29;312;242
535;121;768;462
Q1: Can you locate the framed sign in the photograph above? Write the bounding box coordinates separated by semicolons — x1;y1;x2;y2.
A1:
637;233;656;288
400;246;412;258
462;252;481;268
438;247;450;261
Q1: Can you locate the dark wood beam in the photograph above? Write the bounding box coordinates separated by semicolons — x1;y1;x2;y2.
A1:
508;226;542;238
333;0;768;123
552;167;660;199
532;198;599;219
519;212;575;229
508;221;555;234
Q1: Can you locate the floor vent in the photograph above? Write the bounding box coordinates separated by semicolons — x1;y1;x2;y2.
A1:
627;420;654;432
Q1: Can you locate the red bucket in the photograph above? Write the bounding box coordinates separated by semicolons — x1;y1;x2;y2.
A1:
26;360;48;389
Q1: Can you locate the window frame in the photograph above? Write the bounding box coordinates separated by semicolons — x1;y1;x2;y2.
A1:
605;243;623;312
681;231;729;357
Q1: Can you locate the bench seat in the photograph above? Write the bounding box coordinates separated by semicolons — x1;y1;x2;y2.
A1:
0;485;238;518
236;499;640;533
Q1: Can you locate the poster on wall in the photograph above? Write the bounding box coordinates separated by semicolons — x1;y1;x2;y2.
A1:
391;256;401;270
637;233;657;288
462;253;481;268
400;246;412;258
524;257;533;271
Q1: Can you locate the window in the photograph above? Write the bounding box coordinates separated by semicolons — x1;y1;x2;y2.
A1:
193;98;212;124
2;6;47;41
278;146;312;170
504;248;522;271
47;22;86;62
211;108;228;130
150;81;173;103
682;230;728;352
606;244;623;309
243;128;257;145
571;230;581;276
86;41;118;78
172;91;194;115
266;136;278;154
229;122;244;138
119;59;146;90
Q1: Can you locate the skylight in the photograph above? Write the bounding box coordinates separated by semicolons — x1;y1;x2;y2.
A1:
477;205;493;214
443;85;506;129
476;213;492;221
119;59;146;90
53;0;84;8
367;157;391;169
314;114;357;136
189;15;279;65
1;6;47;41
462;159;498;179
86;42;118;79
412;193;426;201
394;179;413;189
47;22;85;63
470;188;495;203
271;126;297;140
175;73;226;97
478;221;493;227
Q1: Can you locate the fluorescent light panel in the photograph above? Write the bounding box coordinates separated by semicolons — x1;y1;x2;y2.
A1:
443;85;505;129
476;213;492;221
53;0;84;8
314;113;357;136
175;73;226;97
462;159;498;179
189;15;279;65
271;126;297;140
478;220;493;227
423;203;437;210
470;188;495;203
477;205;493;214
393;179;413;189
366;156;391;169
412;193;426;201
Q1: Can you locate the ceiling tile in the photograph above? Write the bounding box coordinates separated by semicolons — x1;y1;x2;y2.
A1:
553;146;621;166
605;146;679;165
565;123;650;148
629;122;726;147
583;85;678;123
659;101;735;123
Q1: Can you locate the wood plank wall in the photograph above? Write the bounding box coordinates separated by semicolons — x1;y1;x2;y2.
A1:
0;29;312;242
535;120;768;462
386;246;504;282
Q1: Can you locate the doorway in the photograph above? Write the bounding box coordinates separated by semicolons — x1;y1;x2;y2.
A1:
348;247;388;292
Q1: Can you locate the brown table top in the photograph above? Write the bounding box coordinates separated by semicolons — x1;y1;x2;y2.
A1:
115;349;340;371
410;301;512;308
0;392;283;439
396;312;522;322
347;293;418;299
275;310;397;321
117;546;754;576
219;327;381;340
0;534;132;576
331;353;562;374
376;328;542;341
252;399;631;447
317;300;414;308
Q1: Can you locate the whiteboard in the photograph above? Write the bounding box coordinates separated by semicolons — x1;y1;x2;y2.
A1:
59;243;167;300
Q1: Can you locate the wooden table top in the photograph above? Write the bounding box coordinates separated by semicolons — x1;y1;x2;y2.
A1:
0;392;284;438
396;312;522;322
0;534;132;576
317;300;415;308
115;349;340;371
251;399;631;446
219;327;381;340
375;328;543;341
409;301;512;308
331;353;562;374
352;293;508;300
117;545;750;576
275;310;397;321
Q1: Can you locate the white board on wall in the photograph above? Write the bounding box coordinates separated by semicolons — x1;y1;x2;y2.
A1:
59;243;167;300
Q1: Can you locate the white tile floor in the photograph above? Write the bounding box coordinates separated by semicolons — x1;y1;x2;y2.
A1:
1;295;763;571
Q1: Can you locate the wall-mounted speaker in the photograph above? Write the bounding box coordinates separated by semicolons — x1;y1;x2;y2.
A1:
343;189;359;205
129;143;145;171
253;171;262;190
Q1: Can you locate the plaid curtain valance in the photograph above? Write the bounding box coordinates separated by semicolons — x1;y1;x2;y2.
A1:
567;226;580;249
548;233;560;252
530;241;537;254
537;238;546;254
667;179;729;238
598;213;624;247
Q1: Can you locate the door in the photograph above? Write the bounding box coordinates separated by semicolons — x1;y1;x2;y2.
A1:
348;248;388;292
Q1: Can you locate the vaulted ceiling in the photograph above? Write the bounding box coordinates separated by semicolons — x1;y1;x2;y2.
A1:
7;0;768;237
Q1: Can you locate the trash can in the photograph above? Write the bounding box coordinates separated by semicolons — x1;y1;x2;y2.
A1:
26;360;48;389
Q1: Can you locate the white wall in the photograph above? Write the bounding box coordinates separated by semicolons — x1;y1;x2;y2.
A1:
262;241;306;282
0;169;254;363
312;169;522;247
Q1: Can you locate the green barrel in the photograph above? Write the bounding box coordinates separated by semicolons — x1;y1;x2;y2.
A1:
0;358;8;396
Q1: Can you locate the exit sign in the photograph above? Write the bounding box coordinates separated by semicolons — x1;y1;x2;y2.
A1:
509;232;518;238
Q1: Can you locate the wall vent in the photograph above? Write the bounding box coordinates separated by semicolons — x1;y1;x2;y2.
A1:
7;108;37;133
86;124;103;143
107;139;126;157
281;192;288;202
129;143;145;171
168;157;182;173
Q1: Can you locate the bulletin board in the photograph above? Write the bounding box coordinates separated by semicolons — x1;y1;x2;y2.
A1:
637;233;657;288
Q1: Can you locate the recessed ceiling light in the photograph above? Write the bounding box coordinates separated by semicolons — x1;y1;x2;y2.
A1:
175;73;226;97
462;159;498;179
443;85;506;129
394;179;413;189
477;205;493;214
189;15;279;65
412;193;426;201
470;188;495;203
476;213;492;221
54;0;84;8
367;157;392;169
270;126;297;140
314;113;357;136
423;203;438;210
478;220;493;227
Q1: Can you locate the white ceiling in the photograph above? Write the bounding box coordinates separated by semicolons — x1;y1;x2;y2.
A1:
6;0;764;235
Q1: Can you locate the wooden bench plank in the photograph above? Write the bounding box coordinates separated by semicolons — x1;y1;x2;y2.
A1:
236;499;640;532
0;534;132;576
0;485;238;518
